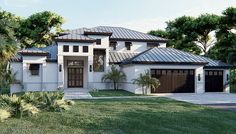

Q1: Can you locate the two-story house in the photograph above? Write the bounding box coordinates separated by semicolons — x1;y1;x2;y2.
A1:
10;26;232;94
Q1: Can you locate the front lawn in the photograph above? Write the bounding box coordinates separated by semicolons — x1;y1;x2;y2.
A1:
89;89;140;97
1;98;236;134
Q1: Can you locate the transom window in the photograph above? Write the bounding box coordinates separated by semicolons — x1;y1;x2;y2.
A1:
96;39;101;45
63;45;69;52
93;50;105;72
29;64;40;76
83;46;88;53
73;46;79;52
125;42;132;50
68;60;84;67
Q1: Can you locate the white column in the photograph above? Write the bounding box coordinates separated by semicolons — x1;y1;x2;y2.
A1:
195;66;205;94
58;55;64;89
224;69;230;93
22;62;28;91
87;55;93;90
41;62;47;91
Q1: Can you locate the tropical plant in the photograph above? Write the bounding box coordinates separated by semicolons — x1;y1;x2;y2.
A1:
102;65;126;90
0;109;11;122
133;70;160;95
0;62;17;94
0;94;39;118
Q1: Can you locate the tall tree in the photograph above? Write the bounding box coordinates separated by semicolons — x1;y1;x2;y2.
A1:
18;11;64;48
208;7;236;64
192;14;220;54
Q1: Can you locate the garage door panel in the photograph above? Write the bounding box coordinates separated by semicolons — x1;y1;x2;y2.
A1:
205;70;223;92
151;69;195;93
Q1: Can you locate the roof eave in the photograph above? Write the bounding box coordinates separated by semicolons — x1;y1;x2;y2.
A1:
121;61;208;65
110;38;167;43
55;39;96;43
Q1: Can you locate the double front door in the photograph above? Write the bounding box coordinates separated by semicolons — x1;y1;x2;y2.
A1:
67;60;83;88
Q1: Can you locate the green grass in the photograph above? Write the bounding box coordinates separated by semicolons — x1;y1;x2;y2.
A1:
89;89;140;97
1;98;236;134
230;83;236;93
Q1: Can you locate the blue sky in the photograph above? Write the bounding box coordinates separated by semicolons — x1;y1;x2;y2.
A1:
1;0;236;32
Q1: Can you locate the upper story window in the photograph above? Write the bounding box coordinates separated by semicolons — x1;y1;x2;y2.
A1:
63;45;69;52
29;64;40;76
73;46;79;52
96;39;101;45
147;42;159;49
93;50;105;72
125;42;132;50
110;41;117;50
83;46;88;53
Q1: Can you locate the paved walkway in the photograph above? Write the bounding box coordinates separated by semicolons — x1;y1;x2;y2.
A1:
64;89;92;99
154;93;236;104
204;103;236;112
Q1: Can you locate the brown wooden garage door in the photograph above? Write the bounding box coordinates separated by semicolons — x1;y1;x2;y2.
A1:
205;70;223;92
151;69;195;93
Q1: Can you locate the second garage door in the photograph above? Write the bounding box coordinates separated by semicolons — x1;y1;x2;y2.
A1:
151;69;195;93
205;70;223;92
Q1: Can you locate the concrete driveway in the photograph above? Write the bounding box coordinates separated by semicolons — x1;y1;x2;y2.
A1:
155;93;236;104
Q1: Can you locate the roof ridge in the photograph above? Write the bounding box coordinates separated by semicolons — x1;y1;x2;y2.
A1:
122;48;153;64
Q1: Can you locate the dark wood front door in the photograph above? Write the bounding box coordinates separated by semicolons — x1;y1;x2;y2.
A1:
151;69;195;93
205;70;223;92
68;68;83;88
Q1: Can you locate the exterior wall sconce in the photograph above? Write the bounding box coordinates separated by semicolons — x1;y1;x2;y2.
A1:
198;74;201;81
59;64;62;72
227;74;229;81
89;65;93;72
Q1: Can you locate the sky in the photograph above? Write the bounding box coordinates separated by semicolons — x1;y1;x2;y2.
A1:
0;0;236;32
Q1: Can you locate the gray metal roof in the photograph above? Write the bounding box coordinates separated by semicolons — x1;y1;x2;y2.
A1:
56;26;166;42
93;26;167;41
109;52;139;64
110;47;232;68
55;33;96;42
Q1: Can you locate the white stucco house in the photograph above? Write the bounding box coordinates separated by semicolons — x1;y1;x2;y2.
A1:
10;26;233;94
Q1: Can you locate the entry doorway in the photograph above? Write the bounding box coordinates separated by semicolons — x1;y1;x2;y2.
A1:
67;60;84;88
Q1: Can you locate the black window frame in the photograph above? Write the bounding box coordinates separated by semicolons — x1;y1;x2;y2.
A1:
96;39;101;45
109;41;117;50
73;46;79;52
147;42;159;49
83;46;89;53
125;42;132;50
29;64;40;76
63;45;69;52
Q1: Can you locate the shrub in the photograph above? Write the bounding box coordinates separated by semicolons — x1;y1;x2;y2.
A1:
0;94;39;118
0;109;11;122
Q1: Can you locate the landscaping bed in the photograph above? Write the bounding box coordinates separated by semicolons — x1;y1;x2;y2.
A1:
89;89;141;97
1;97;236;134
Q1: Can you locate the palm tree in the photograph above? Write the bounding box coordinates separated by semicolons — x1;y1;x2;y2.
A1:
133;70;160;95
102;65;126;90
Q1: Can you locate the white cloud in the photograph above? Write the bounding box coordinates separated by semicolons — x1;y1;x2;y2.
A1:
3;0;40;8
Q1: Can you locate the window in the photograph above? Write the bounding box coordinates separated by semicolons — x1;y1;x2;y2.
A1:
110;41;117;50
63;45;69;52
96;39;101;45
125;42;132;50
93;50;105;72
147;42;159;49
29;64;40;76
83;46;88;53
73;46;79;52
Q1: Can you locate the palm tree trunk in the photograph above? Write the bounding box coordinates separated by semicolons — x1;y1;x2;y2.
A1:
113;82;116;90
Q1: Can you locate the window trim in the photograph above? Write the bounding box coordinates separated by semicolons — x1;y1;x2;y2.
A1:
93;50;105;72
63;45;69;52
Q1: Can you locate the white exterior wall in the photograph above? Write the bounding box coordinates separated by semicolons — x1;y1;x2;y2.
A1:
121;64;205;94
110;41;167;53
224;69;230;93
